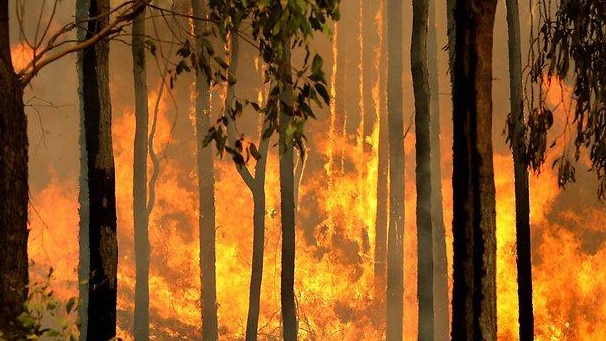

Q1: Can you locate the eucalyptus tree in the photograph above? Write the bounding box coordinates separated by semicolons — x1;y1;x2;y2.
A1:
529;0;606;197
0;1;146;338
450;0;499;339
0;2;28;337
191;1;218;339
204;1;339;339
132;3;151;340
505;0;534;339
222;33;271;341
428;0;448;337
386;0;404;339
411;0;434;338
77;0;120;338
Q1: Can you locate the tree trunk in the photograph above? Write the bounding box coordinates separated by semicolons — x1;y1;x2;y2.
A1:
78;0;119;339
76;1;89;338
192;1;218;339
246;180;267;341
374;0;389;300
506;0;534;339
0;2;29;338
386;0;404;339
132;5;150;340
451;0;498;340
220;31;270;341
428;0;449;337
411;0;434;339
275;36;298;341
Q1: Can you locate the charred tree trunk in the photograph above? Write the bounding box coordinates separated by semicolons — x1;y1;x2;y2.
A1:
411;0;434;339
386;0;405;339
506;0;534;339
192;1;218;339
132;5;150;340
428;0;449;337
451;0;498;340
78;0;119;339
0;2;29;338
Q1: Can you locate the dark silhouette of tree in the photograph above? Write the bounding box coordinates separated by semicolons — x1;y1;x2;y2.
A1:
450;0;498;339
386;0;404;339
277;42;297;340
132;4;151;340
0;1;144;338
428;0;449;337
411;0;434;339
77;0;120;338
505;0;534;339
530;0;606;198
203;2;338;339
192;1;218;339
0;2;29;338
221;31;271;341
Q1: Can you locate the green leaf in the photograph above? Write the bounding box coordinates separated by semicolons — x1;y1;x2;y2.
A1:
176;60;190;75
249;101;261;112
257;0;271;8
18;312;37;329
66;297;77;314
314;83;330;105
145;40;156;56
311;54;323;77
177;45;191;58
202;38;215;55
213;56;229;69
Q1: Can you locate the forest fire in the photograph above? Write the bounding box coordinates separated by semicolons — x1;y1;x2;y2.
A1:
6;0;605;340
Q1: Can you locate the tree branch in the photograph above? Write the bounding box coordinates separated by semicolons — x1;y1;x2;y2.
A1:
18;0;150;87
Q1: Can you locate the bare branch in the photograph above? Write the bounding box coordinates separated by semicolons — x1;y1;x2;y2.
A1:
17;0;150;87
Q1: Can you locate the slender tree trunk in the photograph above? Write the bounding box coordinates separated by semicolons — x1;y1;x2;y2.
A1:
446;0;455;81
192;1;218;339
411;0;434;339
428;0;449;337
374;0;389;300
451;0;498;340
274;35;298;340
246;134;271;341
78;0;119;339
76;1;90;338
246;178;268;341
132;5;150;340
506;0;534;339
220;32;270;341
386;0;404;339
0;2;29;338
